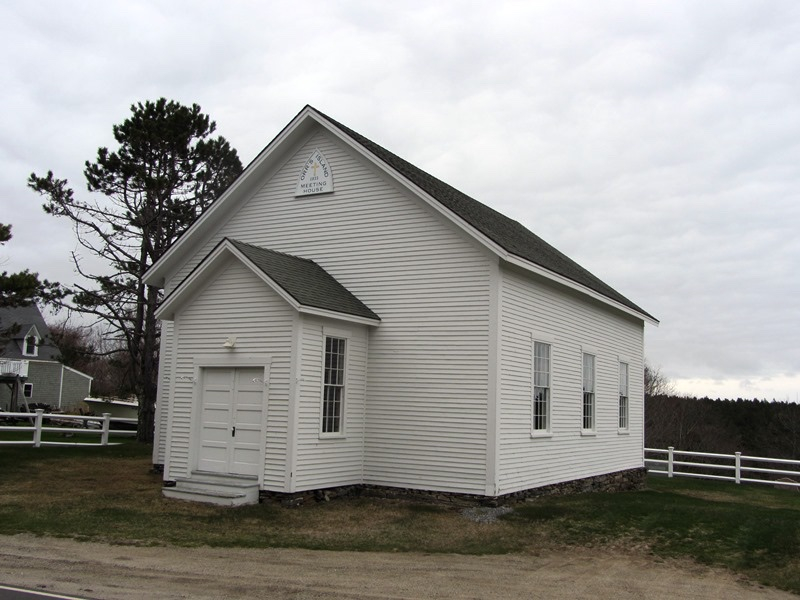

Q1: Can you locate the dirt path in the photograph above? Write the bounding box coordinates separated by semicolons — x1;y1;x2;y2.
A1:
0;534;794;600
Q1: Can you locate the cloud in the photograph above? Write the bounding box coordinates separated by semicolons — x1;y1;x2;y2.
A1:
0;0;799;399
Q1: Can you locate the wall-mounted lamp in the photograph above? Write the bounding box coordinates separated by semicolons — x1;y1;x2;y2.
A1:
222;336;237;349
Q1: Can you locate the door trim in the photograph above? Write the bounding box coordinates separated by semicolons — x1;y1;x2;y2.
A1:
190;354;272;486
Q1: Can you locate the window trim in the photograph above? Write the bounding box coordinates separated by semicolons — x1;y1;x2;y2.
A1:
320;331;348;438
581;351;596;433
618;360;629;432
22;329;39;357
531;339;552;436
23;383;33;398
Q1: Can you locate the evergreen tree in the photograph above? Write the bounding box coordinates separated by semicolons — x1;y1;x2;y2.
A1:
0;223;63;308
29;99;243;442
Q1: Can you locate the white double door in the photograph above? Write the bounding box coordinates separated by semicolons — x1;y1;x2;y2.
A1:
197;367;266;477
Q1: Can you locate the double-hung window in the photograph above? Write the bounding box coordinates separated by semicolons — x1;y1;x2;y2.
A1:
322;336;346;434
618;362;629;430
533;341;551;433
582;353;595;431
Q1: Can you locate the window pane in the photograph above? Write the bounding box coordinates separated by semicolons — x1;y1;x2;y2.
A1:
619;362;628;396
533;342;551;431
322;337;346;434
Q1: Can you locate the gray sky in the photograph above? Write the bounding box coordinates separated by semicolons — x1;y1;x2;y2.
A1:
1;0;799;401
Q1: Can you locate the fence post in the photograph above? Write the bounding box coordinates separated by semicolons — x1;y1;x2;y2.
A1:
735;452;741;484
33;409;44;448
101;413;111;446
668;446;674;478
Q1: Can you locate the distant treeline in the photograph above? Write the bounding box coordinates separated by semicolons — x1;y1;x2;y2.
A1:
645;396;800;460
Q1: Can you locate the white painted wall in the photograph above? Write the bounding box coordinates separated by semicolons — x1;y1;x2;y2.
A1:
496;263;645;495
167;257;296;488
152;321;173;466
168;127;495;495
293;316;369;491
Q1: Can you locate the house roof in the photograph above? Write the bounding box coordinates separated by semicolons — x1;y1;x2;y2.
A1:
156;238;380;325
0;304;60;361
226;239;380;322
144;106;656;325
312;108;656;323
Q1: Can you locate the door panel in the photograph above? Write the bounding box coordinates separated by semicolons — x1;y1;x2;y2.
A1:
197;367;266;476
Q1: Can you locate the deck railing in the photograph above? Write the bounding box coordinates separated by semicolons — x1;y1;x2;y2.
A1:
0;359;29;378
0;409;137;447
645;447;800;489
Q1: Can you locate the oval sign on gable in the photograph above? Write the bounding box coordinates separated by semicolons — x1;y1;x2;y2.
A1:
295;148;334;197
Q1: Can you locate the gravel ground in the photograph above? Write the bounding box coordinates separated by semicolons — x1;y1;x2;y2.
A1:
0;534;796;600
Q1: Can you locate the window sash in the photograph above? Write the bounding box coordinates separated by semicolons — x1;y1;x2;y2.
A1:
582;353;595;430
533;342;551;431
322;336;346;434
619;362;629;429
23;336;37;356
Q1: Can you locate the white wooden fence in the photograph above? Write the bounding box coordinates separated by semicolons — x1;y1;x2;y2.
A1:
0;409;137;447
645;447;800;489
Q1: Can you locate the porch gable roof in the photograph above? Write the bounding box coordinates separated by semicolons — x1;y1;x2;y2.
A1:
156;238;380;326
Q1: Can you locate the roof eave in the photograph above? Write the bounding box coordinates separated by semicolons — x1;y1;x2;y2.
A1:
144;106;319;289
503;254;659;326
156;239;380;326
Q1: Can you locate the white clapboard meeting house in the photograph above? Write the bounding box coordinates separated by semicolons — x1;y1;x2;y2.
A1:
144;106;658;506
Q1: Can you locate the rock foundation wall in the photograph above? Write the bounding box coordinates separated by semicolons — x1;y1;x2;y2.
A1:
259;467;647;507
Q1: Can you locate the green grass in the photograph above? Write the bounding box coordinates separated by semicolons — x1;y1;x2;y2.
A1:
0;445;798;594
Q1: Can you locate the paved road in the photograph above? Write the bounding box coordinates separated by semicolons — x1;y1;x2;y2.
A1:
0;586;89;600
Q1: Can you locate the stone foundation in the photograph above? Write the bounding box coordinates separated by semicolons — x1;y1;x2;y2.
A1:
258;467;647;507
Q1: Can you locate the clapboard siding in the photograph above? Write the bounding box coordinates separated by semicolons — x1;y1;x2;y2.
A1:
497;263;645;494
153;322;173;466
293;316;368;490
165;128;493;494
168;259;296;488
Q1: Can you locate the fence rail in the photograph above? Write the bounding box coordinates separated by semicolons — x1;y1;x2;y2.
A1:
0;409;137;447
645;447;800;489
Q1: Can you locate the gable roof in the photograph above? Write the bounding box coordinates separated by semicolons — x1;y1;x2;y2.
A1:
227;239;380;322
156;238;380;325
0;304;60;360
312;109;655;323
144;106;656;325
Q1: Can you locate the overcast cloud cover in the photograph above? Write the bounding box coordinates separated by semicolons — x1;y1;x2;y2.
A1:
1;1;798;401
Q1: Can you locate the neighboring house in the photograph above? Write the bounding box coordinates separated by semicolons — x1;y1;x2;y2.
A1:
144;106;659;506
0;304;93;412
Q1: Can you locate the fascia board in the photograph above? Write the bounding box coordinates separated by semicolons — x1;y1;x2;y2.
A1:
311;113;658;326
144;107;318;289
228;246;380;326
309;114;510;260
503;255;660;326
156;240;378;326
297;305;380;327
155;243;235;320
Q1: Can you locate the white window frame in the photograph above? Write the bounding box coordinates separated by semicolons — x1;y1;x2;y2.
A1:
618;361;629;432
320;330;348;437
22;332;39;357
532;340;552;435
23;383;33;398
581;352;596;433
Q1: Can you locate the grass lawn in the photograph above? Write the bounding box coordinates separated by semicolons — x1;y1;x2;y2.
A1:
0;444;798;594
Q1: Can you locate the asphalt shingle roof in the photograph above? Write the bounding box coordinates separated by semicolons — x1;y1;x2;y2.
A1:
0;304;60;360
313;107;655;322
227;239;380;322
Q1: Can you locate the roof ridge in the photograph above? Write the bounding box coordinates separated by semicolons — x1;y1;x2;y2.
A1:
310;107;655;322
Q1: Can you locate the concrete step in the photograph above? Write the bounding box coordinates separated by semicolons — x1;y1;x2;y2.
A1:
164;472;260;506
